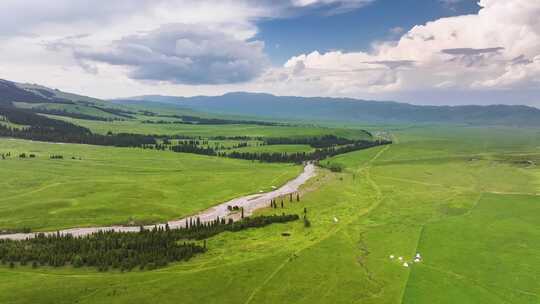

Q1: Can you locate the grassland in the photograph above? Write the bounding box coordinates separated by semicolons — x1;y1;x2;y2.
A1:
402;194;540;304
0;138;301;231
0;125;539;303
14;102;122;120
43;115;370;139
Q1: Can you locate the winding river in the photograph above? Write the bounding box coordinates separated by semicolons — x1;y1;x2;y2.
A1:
0;163;316;241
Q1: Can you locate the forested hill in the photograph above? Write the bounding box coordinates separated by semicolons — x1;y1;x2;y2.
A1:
117;92;540;126
0;79;51;104
0;79;155;146
0;79;103;105
2;78;539;127
0;79;137;121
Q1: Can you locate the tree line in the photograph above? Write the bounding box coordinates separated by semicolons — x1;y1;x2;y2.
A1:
0;104;156;147
224;139;391;163
0;214;299;271
150;114;282;126
32;104;138;121
31;108;115;121
264;134;357;148
162;138;391;163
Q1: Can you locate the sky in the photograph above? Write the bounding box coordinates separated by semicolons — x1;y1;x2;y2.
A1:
0;0;539;106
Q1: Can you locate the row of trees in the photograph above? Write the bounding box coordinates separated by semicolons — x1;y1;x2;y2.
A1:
0;152;10;159
90;105;135;119
224;140;392;163
264;134;356;148
32;108;114;121
1;153;83;161
0;230;205;272
170;144;217;156
159;140;392;163
150;114;281;126
0;214;299;271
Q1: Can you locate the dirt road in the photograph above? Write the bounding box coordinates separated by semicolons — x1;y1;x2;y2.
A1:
0;163;316;241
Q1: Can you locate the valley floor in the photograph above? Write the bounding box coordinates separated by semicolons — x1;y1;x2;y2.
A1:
0;126;539;303
0;138;302;231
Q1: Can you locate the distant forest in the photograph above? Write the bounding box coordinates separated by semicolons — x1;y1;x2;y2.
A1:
143;114;282;126
161;137;391;163
0;80;389;160
0;104;155;147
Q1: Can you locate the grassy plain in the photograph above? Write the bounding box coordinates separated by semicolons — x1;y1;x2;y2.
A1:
402;194;540;304
0;138;301;231
0;125;539;303
44;115;370;139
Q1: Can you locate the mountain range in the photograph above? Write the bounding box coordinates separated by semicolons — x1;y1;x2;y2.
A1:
1;78;540;126
114;92;540;126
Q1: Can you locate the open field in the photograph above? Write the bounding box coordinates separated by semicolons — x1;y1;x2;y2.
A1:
43;115;371;139
0;138;302;231
402;194;540;304
0;125;538;303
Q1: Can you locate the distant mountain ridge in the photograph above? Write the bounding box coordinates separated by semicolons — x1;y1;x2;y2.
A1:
0;79;104;106
1;77;539;127
115;92;540;126
0;79;136;121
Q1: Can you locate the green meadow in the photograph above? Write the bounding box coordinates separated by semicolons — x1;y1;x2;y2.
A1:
0;125;539;303
44;115;370;139
0;138;301;231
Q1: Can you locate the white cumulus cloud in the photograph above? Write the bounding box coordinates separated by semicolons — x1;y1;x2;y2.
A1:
70;24;269;84
268;0;540;104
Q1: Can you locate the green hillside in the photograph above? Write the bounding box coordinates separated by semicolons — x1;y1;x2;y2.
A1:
117;92;540;126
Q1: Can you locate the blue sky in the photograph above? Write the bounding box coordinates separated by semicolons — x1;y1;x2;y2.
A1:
0;0;538;106
259;0;481;64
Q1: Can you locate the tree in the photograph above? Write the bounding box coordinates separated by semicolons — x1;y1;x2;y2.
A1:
303;217;311;228
72;255;84;268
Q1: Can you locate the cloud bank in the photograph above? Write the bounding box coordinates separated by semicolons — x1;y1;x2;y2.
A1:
71;24;268;84
268;0;540;103
0;0;538;105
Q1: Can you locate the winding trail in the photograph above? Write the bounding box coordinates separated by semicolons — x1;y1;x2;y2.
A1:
244;145;390;304
0;164;316;241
